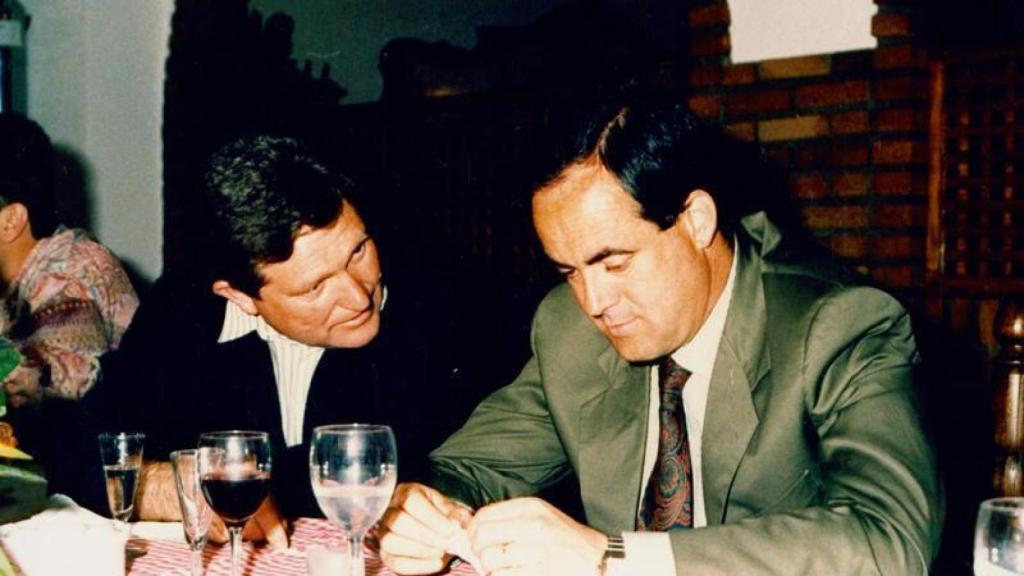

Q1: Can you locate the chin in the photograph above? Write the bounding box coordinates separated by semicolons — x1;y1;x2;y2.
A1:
602;334;667;360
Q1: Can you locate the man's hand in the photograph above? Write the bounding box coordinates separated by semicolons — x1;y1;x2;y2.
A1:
136;462;182;521
468;497;607;576
3;364;42;408
379;482;473;575
208;496;289;549
136;462;288;548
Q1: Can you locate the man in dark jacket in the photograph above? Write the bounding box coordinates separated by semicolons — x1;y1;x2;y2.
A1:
95;136;481;545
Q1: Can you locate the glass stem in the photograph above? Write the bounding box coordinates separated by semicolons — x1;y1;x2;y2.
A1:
229;526;243;576
349;535;365;576
191;546;203;576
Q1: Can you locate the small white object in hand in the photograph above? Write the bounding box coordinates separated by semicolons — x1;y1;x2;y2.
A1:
446;527;483;574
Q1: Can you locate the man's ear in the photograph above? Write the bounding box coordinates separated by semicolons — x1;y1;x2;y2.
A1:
678;189;718;249
211;280;260;316
0;203;30;243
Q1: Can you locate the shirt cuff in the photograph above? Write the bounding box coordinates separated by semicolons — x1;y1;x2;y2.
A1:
606;531;675;576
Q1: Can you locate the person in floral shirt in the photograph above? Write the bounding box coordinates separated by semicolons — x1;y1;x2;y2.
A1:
0;113;138;406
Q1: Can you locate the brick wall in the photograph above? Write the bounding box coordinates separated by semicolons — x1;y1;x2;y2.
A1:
686;0;930;294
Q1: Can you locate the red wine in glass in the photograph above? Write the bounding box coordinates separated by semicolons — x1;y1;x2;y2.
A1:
197;431;272;576
200;471;270;526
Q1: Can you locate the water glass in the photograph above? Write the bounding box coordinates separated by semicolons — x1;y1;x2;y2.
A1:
171;449;214;576
97;432;145;532
975;497;1024;575
310;424;397;576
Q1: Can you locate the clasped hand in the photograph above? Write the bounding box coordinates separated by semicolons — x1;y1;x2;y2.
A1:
379;482;607;576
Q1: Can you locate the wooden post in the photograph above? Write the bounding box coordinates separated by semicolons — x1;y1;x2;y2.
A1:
993;299;1024;495
924;60;945;321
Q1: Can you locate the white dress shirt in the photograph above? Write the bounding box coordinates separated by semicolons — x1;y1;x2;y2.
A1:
217;301;324;447
612;251;738;576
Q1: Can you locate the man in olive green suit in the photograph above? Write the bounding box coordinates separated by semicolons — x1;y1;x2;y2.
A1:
379;101;942;575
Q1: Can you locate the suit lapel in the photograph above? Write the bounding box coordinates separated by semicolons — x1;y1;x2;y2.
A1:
577;344;650;533
700;226;771;524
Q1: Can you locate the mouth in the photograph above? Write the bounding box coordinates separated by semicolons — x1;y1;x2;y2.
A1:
604;318;638;337
338;305;374;328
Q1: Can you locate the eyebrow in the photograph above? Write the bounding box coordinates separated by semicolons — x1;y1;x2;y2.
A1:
585;248;633;266
552;248;633;270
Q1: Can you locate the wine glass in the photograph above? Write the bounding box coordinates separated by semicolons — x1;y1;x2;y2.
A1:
975;497;1024;575
97;432;145;533
310;424;397;576
197;431;272;576
171;449;214;576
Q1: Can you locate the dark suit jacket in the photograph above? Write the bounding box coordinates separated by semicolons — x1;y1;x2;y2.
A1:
430;213;942;575
94;270;482;518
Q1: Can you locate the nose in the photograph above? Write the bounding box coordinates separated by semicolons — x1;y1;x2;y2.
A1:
331;271;372;311
579;271;617;318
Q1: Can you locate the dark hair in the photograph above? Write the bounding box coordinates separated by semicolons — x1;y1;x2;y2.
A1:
560;99;766;238
205;135;355;296
0;113;58;237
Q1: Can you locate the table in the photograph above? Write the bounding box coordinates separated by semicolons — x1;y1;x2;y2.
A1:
128;518;478;576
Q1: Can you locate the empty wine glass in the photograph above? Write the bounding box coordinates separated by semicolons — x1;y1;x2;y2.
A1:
197;431;272;576
97;432;145;533
975;497;1024;575
310;424;397;576
171;449;214;576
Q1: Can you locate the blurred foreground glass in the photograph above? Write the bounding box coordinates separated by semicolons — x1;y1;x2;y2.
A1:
198;431;272;576
310;424;397;576
171;449;214;576
97;432;145;533
975;497;1024;575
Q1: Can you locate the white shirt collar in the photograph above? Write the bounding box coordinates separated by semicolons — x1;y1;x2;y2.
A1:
217;299;310;346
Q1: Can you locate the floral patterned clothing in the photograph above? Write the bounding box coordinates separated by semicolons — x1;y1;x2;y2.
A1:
0;228;139;400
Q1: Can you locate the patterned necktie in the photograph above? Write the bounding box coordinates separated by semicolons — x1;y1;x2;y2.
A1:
637;356;694;531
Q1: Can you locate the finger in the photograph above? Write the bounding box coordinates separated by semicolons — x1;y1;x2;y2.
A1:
242;517;263;542
388;485;460;543
379;529;447;559
250;497;288;548
447;504;474;529
469;502;547;551
381;506;451;552
379;551;450;576
254;508;289;549
209;516;228;544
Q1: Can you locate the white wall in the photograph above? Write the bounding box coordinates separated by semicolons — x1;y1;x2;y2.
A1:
729;0;877;64
19;0;171;282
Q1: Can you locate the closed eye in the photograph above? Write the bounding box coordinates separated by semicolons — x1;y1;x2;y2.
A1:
603;255;632;273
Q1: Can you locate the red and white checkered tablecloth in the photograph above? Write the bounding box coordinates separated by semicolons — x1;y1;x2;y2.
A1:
128;518;478;576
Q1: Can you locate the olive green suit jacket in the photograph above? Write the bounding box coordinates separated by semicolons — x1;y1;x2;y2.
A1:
431;213;942;575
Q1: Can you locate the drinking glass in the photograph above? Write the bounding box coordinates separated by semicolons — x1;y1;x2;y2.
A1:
310;424;397;576
197;431;272;576
97;432;145;533
171;449;214;576
975;497;1024;575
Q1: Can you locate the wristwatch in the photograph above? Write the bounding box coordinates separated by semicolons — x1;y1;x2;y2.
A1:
598;535;626;576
